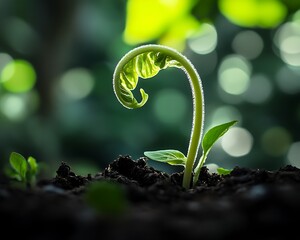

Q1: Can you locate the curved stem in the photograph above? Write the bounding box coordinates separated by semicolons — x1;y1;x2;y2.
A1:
113;45;204;189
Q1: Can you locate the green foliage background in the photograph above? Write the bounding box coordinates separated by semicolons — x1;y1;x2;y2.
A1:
0;0;299;176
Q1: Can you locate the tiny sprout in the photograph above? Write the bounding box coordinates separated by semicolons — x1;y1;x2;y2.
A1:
8;152;38;187
217;167;233;176
113;44;236;189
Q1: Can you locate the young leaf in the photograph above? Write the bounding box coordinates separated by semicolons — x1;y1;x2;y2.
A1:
144;149;187;166
9;152;27;181
217;167;232;175
201;120;237;162
193;120;237;186
28;156;38;176
113;46;182;109
202;121;237;153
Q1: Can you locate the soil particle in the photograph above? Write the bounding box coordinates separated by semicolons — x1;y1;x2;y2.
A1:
1;155;300;239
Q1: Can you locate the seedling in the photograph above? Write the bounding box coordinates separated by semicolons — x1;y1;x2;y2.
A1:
217;167;233;176
8;152;38;187
113;44;236;189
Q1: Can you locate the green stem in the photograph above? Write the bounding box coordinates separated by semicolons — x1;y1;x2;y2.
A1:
174;51;204;189
113;45;204;189
193;153;206;186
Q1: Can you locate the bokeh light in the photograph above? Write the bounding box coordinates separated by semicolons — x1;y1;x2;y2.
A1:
287;142;300;167
159;15;200;51
124;0;197;50
274;19;300;67
219;0;287;28
153;89;188;125
232;30;264;59
221;127;253;157
188;23;217;55
1;60;36;93
293;10;300;23
218;55;252;95
0;53;13;73
210;105;242;127
0;94;27;121
205;163;219;173
276;66;300;94
261;127;292;157
243;74;273;103
60;68;95;100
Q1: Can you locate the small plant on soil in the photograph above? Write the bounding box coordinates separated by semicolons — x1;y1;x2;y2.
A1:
7;152;38;187
216;167;233;176
113;44;236;189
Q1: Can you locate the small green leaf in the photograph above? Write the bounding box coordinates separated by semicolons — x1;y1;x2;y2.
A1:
193;120;237;186
9;152;27;181
144;149;187;166
28;156;38;176
217;167;232;176
113;47;181;110
202;120;238;154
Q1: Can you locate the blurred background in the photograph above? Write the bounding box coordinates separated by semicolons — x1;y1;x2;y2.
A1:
0;0;299;176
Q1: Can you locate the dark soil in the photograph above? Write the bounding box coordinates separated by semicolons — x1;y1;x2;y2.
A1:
1;155;300;239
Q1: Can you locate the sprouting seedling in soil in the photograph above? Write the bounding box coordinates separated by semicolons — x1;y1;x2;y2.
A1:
7;152;38;187
113;44;237;189
217;167;233;176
